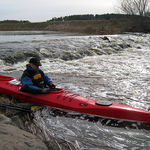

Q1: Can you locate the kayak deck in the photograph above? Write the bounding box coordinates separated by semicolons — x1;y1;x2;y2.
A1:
0;75;150;123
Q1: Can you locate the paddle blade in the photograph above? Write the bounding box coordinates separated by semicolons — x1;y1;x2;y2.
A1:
31;106;39;111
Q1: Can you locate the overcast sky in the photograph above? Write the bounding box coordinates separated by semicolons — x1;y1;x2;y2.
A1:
1;0;117;22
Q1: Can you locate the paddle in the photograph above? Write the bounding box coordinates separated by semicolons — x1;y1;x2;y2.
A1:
0;103;39;112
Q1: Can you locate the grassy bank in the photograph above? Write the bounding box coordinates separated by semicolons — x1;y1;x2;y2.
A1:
0;18;149;34
45;19;133;34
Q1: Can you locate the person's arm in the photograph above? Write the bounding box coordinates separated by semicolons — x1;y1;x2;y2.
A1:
43;73;56;88
43;74;53;85
21;76;42;93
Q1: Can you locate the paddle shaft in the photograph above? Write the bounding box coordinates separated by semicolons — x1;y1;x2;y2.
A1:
0;103;33;112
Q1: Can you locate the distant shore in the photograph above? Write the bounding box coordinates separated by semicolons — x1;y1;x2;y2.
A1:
0;18;146;35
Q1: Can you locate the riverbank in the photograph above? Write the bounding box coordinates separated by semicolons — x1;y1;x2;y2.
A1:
0;93;81;150
0;94;48;149
0;18;145;35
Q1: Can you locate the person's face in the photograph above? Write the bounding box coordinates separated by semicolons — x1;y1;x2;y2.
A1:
30;63;39;71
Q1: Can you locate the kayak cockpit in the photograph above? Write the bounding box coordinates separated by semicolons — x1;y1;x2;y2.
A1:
48;88;64;94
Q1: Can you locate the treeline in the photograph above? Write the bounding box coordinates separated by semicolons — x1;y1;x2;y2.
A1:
0;20;30;24
48;13;133;22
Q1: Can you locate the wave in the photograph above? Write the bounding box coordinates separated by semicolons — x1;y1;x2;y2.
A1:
0;33;149;65
0;36;131;65
1;47;123;65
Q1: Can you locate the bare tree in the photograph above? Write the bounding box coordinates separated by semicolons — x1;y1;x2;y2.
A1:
119;0;150;17
118;0;150;32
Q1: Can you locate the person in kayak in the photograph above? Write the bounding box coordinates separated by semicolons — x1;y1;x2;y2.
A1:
20;57;55;94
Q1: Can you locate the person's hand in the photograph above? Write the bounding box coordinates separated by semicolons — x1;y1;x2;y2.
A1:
49;83;56;89
42;88;50;94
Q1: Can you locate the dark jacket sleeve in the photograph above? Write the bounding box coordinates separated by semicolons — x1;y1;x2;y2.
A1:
43;73;53;85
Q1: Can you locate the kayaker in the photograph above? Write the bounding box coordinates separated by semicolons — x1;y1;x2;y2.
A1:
20;57;55;94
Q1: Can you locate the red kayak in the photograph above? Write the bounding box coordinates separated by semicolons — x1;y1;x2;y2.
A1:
0;75;150;123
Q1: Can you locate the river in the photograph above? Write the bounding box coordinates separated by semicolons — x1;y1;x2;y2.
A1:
0;31;150;149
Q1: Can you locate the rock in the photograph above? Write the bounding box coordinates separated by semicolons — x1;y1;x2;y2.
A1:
102;36;110;42
11;115;25;130
0;114;12;124
137;46;141;49
0;123;48;150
